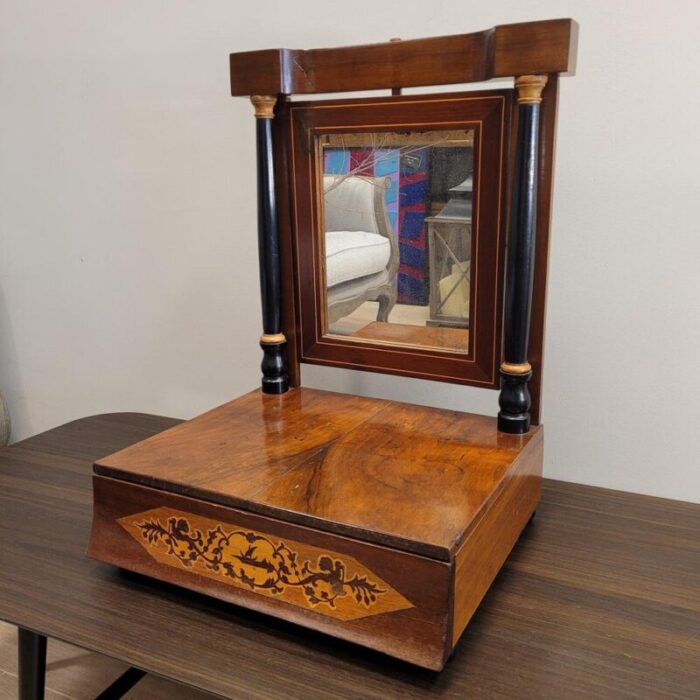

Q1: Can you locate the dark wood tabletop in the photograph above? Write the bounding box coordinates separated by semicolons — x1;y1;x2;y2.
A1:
1;413;698;699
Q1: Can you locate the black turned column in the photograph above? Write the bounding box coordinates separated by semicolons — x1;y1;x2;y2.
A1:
251;95;289;394
498;75;547;434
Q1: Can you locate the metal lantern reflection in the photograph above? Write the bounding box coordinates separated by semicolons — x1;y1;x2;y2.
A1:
426;176;472;329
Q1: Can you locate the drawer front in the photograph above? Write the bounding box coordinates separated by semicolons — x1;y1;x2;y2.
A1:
88;474;452;670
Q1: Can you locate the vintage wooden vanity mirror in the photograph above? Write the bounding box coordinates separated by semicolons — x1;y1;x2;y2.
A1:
88;19;577;671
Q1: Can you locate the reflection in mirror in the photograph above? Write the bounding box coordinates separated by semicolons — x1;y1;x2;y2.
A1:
319;129;474;354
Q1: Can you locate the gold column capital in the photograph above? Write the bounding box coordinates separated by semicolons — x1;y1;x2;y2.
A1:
250;95;277;119
515;75;548;105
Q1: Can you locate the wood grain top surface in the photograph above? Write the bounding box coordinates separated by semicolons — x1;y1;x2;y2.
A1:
1;413;698;699
94;388;540;559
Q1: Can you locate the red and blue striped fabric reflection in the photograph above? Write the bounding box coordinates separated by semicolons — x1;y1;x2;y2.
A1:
324;147;429;305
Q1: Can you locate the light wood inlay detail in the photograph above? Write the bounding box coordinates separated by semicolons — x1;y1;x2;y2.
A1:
120;507;413;621
500;361;532;375
515;75;548;104
250;95;277;119
260;332;287;345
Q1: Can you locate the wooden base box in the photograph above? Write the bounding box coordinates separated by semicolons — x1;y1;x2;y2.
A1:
88;387;542;670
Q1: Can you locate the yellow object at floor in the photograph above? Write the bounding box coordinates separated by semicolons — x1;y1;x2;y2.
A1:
438;261;470;318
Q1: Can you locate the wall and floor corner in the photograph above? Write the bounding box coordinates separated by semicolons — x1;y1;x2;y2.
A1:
1;0;699;503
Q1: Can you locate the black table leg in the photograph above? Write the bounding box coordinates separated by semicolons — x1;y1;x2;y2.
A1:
95;667;146;699
17;627;47;700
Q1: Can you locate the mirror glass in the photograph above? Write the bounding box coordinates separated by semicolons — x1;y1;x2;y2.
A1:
319;129;474;354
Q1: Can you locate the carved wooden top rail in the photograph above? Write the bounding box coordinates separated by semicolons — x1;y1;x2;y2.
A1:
229;19;578;96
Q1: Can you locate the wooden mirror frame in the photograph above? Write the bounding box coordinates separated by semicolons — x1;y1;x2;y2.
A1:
231;18;578;432
288;91;510;387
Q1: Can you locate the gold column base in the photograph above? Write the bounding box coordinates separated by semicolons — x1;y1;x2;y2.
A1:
500;361;532;376
260;332;287;345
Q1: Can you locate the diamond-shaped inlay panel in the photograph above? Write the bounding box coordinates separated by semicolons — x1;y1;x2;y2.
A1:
120;507;413;621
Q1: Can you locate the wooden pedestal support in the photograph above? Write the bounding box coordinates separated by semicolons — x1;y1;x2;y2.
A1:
88;388;542;670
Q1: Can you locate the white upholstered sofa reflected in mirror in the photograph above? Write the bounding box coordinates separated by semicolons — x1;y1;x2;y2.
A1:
323;175;398;330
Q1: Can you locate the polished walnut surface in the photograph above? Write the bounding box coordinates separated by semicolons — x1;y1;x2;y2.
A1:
95;387;541;560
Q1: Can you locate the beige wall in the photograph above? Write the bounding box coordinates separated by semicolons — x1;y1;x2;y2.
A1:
1;1;698;502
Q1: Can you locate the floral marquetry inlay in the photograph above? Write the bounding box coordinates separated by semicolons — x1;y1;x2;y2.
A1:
119;507;413;621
